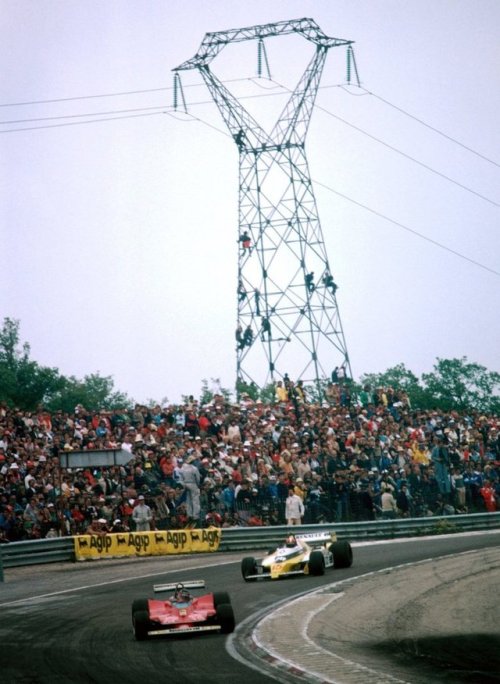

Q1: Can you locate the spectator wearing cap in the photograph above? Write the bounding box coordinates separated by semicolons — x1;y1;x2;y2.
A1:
132;495;153;531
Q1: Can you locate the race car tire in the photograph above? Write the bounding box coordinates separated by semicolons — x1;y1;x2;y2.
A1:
308;550;325;576
133;610;150;641
330;540;353;569
131;598;149;618
213;591;231;607
241;556;258;581
216;603;236;633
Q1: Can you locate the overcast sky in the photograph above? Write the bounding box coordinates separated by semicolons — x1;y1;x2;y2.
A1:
1;0;499;405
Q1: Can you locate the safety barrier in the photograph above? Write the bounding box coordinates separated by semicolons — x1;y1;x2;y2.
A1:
1;511;499;580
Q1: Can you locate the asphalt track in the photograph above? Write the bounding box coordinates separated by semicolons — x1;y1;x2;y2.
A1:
1;531;499;684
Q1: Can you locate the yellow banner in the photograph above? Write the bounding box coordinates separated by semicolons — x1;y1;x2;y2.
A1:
74;527;221;561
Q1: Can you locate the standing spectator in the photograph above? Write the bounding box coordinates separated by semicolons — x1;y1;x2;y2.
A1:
431;438;452;503
396;483;411;517
285;486;304;525
451;467;467;510
479;480;497;512
380;485;397;519
179;455;201;523
132;495;153;531
275;380;288;404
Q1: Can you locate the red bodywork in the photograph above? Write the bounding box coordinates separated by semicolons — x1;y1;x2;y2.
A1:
146;594;219;635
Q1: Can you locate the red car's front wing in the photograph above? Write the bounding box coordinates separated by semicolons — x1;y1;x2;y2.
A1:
146;596;221;636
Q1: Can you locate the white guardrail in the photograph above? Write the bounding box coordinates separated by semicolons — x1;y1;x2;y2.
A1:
1;511;499;581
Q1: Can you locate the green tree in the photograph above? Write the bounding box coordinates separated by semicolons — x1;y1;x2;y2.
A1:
0;317;63;409
0;318;131;412
422;357;500;414
198;378;234;406
359;363;427;408
46;373;131;413
259;382;277;404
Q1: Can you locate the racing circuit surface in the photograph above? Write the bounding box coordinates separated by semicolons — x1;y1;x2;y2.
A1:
1;532;499;684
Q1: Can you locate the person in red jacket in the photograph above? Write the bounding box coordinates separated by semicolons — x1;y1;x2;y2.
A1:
479;480;497;512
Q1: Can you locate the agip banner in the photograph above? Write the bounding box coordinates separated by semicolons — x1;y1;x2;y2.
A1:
74;528;220;561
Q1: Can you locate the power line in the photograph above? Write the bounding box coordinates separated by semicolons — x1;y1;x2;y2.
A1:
0;110;167;133
3;83;499;211
0;85;294;129
358;87;500;169
0;104;169;125
315;101;500;208
1;82;497;277
266;78;500;209
0;77;249;108
313;178;500;278
183;112;500;279
4;77;497;172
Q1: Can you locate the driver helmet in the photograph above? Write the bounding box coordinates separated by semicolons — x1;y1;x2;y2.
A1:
285;534;297;548
174;585;190;602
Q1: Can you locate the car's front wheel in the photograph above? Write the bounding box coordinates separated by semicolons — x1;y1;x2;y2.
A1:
308;550;325;576
329;541;353;568
133;610;150;641
216;603;235;633
213;591;231;607
241;556;258;581
131;598;149;618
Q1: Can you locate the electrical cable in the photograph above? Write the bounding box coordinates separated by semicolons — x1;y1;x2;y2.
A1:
172;111;500;279
1;79;497;276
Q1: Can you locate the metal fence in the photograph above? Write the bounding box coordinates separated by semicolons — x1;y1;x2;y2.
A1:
1;511;499;581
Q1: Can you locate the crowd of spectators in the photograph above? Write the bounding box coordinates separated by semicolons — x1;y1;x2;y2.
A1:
0;379;499;542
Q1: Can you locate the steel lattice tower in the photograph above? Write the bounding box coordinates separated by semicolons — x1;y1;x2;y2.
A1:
174;18;354;396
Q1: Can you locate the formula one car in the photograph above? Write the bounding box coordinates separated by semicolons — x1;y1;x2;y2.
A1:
241;531;353;581
131;580;235;640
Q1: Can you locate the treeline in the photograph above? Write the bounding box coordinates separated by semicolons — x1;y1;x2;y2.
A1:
1;318;499;414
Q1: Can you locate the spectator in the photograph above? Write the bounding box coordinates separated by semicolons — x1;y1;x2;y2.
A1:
396;483;411;518
380;485;397;520
0;394;497;536
179;455;201;523
479;480;497;512
86;518;108;536
285;486;304;525
132;495;153;531
431;438;452;503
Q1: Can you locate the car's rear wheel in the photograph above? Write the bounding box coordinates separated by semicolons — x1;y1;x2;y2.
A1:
213;591;231;607
241;556;258;581
131;598;149;618
308;550;325;576
216;603;235;633
330;541;353;568
133;610;150;641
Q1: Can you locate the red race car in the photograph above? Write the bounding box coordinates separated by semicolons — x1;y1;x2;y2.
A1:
131;580;235;640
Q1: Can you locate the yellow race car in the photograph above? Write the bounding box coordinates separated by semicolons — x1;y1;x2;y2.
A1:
241;531;353;581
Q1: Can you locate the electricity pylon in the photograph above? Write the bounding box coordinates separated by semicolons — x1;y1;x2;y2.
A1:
174;18;355;397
